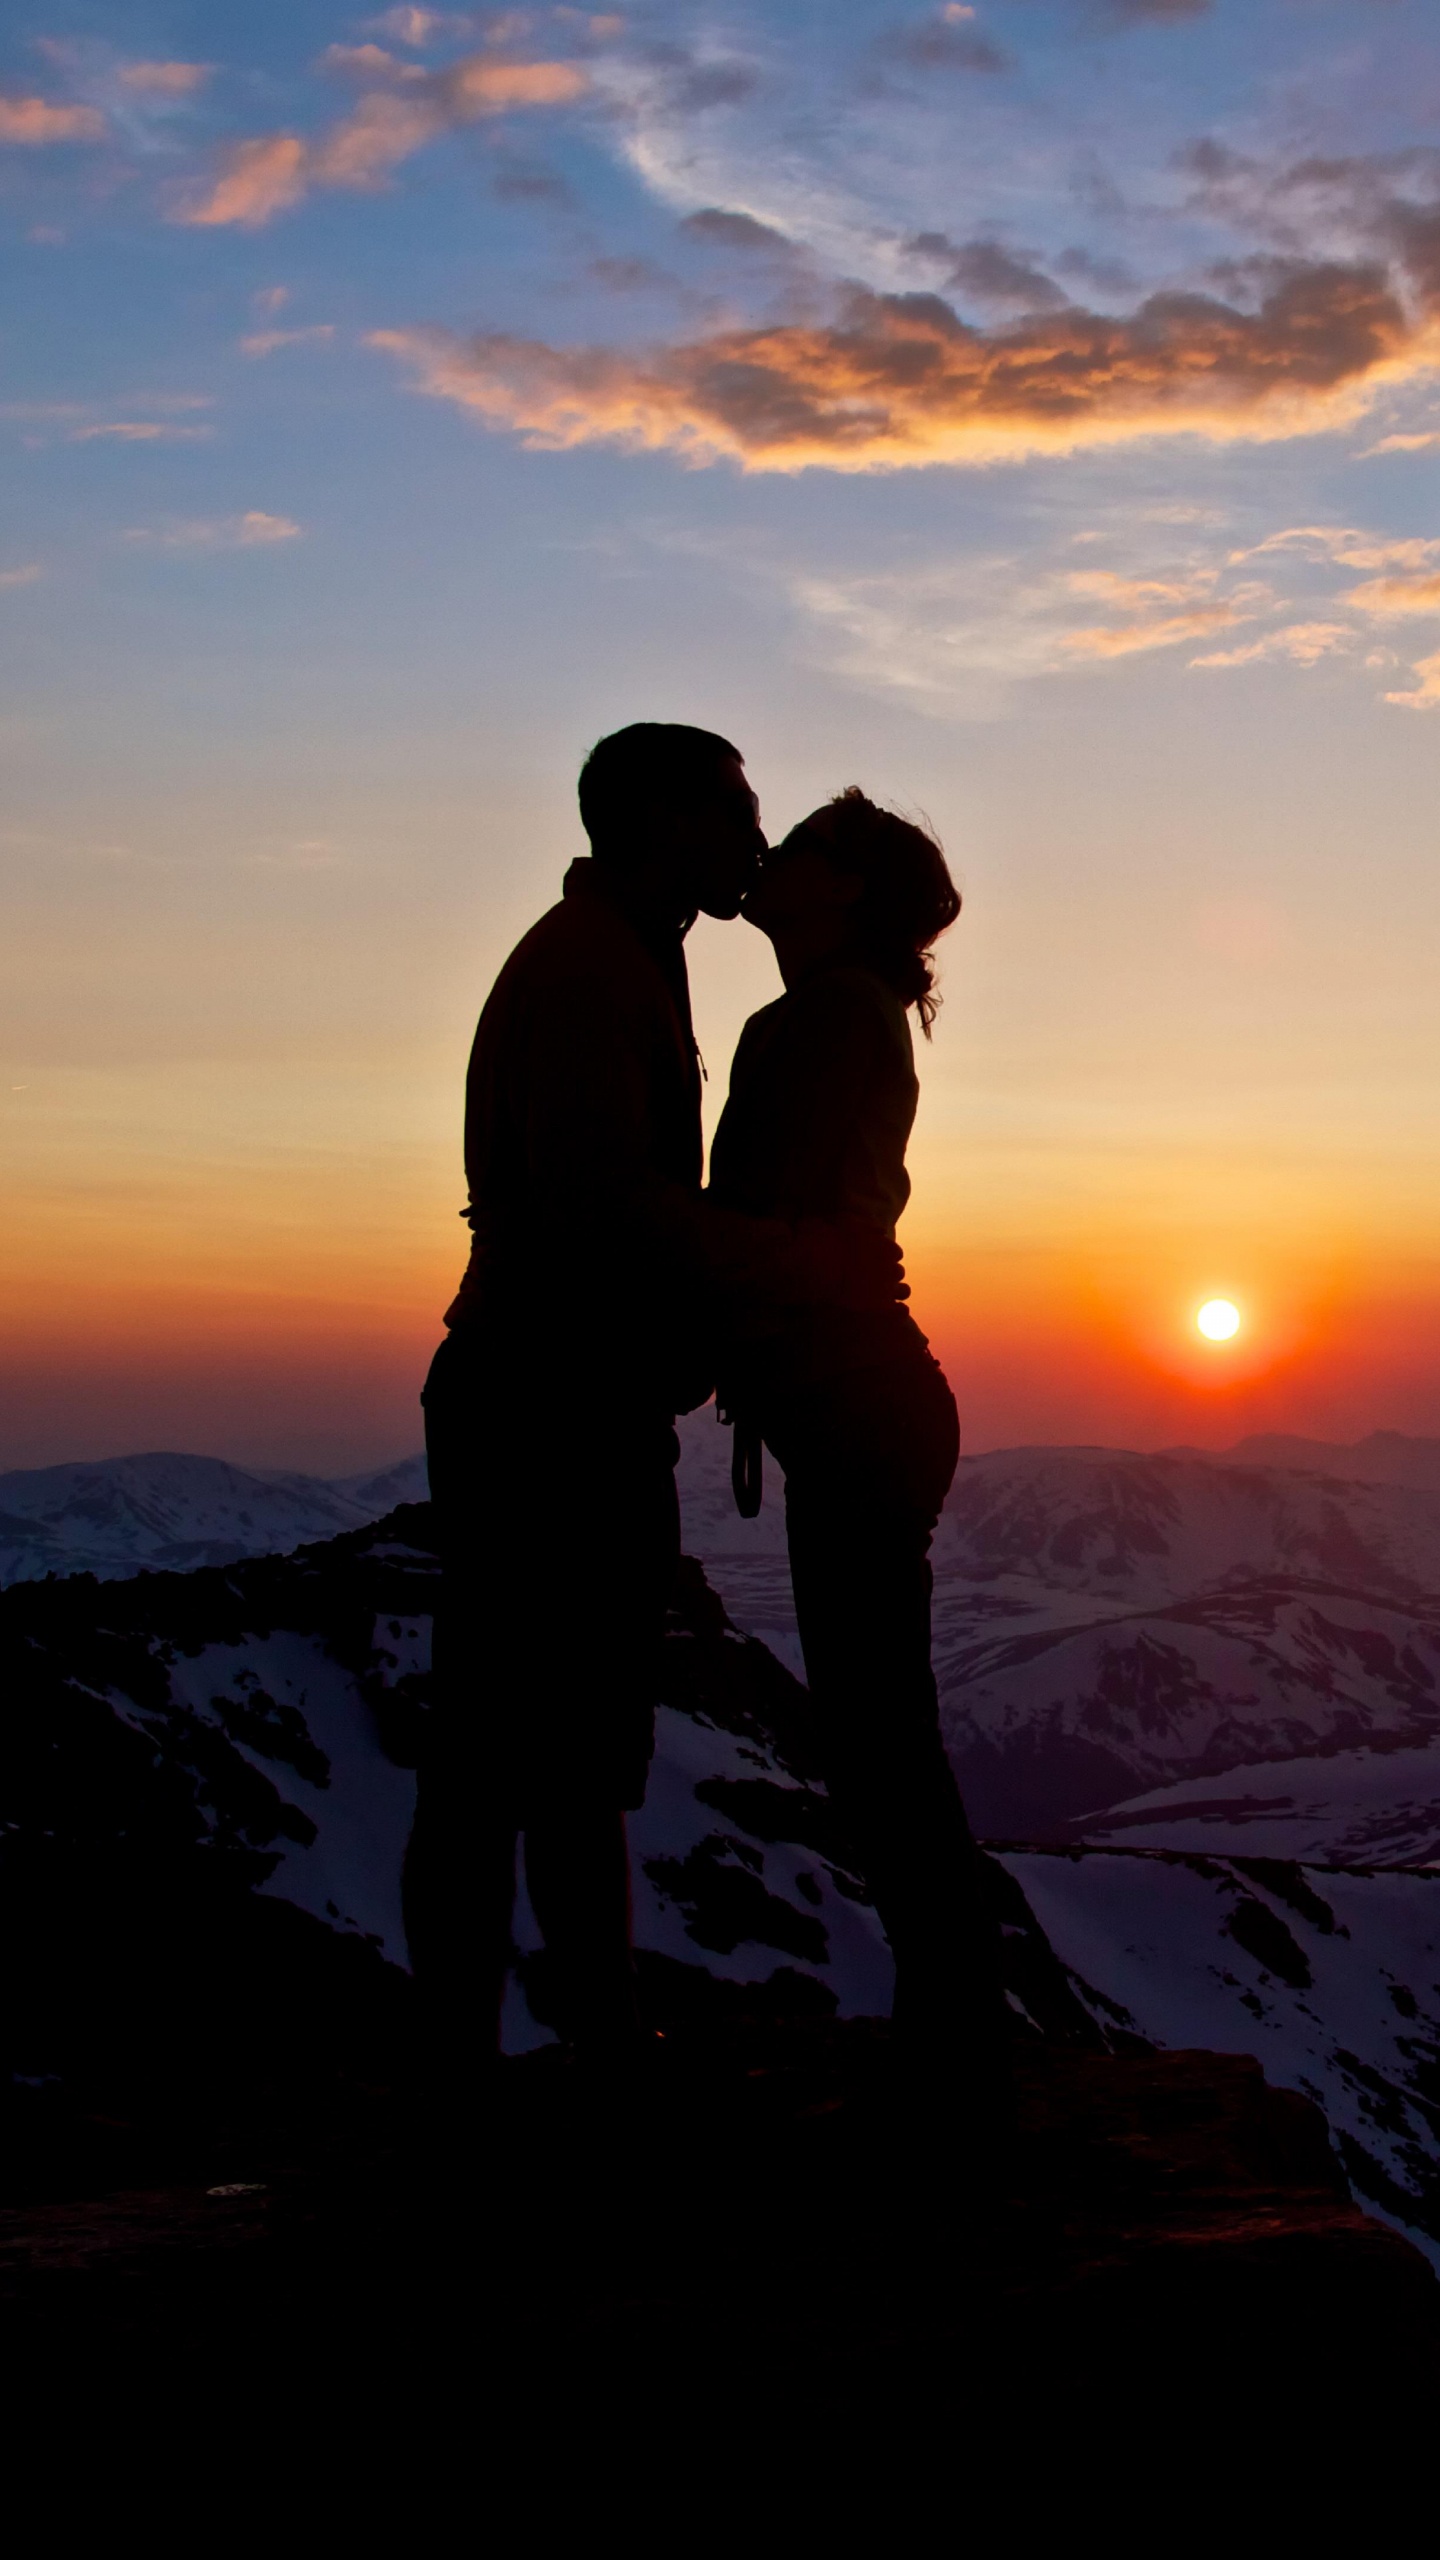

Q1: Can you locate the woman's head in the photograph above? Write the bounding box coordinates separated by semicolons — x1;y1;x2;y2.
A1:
744;787;961;1032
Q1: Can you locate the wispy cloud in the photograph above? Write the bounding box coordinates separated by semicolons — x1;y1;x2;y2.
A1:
177;50;588;228
365;7;474;42
680;207;798;257
125;512;302;549
1361;429;1440;455
117;62;211;97
1059;567;1266;658
240;325;336;357
0;563;42;588
874;10;1011;76
1105;0;1211;22
69;419;213;442
741;496;1440;717
1347;568;1440;618
1385;649;1440;708
768;534;1266;712
1190;622;1355;669
4;393;215;448
181;135;309;228
1233;527;1440;571
0;93;106;144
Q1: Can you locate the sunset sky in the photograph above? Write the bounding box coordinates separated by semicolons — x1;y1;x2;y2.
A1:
4;0;1440;1473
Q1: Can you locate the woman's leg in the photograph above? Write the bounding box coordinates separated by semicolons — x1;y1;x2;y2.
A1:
523;1810;641;2050
775;1359;1009;2075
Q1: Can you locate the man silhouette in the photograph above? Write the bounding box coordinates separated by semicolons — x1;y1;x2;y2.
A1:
404;724;898;2073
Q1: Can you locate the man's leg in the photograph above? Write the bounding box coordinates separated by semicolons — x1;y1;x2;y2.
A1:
401;1770;517;2071
403;1331;525;2077
523;1808;641;2051
519;1421;680;2053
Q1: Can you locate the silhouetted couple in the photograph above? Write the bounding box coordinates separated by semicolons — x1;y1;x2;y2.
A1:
403;723;1008;2121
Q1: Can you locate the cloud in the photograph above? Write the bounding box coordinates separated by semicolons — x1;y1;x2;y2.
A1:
1347;568;1440;618
1054;246;1138;299
239;325;336;357
0;94;106;144
751;486;1440;717
1235;526;1440;571
1058;567;1266;658
1104;0;1210;21
321;44;409;79
0;564;42;588
1190;622;1355;668
368;260;1432;473
1361;430;1440;455
903;232;1068;311
127;512;302;549
68;420;213;441
876;12;1010;73
118;62;211;96
177;52;587;227
1062;604;1245;657
681;207;795;255
182;134;309;228
1384;650;1440;708
365;6;477;40
639;50;759;115
492;162;573;202
770;534;1265;711
588;256;673;293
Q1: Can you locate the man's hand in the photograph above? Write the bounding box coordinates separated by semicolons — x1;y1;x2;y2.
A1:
790;1215;910;1311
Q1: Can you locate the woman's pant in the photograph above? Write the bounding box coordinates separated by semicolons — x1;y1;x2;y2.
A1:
762;1352;1008;2065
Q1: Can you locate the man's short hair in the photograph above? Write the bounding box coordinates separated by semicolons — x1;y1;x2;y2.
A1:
578;722;743;852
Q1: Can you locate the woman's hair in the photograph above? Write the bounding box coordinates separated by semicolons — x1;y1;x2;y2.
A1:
805;787;960;1035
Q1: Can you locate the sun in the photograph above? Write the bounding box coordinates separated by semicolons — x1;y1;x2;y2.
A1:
1196;1298;1241;1341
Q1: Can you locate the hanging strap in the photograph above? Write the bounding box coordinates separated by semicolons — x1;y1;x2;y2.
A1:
730;1415;764;1520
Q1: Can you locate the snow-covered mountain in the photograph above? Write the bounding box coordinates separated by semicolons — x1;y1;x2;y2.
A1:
5;1490;1438;2267
0;1450;429;1587
7;1417;1440;2263
680;1424;1440;1835
1004;1846;1440;2254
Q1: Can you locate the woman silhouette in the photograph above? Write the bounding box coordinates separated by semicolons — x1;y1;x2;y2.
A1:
709;789;1007;2101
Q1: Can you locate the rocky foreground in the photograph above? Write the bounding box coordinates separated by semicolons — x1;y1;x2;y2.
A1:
2;2020;1435;2481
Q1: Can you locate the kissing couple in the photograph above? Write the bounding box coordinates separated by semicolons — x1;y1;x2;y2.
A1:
404;722;1008;2117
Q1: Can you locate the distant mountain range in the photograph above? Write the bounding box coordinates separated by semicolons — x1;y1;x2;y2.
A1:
5;1426;1438;1588
684;1420;1440;1841
0;1451;430;1587
1172;1430;1440;1492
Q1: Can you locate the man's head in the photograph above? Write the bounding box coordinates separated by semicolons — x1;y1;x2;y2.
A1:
578;723;764;921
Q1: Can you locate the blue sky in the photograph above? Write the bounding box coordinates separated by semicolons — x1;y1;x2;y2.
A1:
4;1;1440;1468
